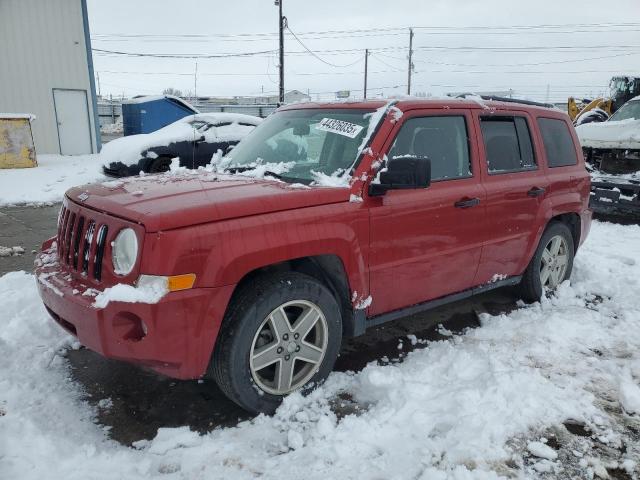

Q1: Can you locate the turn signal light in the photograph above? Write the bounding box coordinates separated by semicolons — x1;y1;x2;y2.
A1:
167;273;196;292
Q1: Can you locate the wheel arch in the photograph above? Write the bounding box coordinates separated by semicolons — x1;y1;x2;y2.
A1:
230;254;362;339
548;212;581;252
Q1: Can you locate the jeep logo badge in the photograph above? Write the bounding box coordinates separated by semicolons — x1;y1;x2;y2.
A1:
78;192;89;202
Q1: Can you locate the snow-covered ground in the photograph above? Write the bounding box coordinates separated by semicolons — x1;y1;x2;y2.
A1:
0;154;106;206
1;220;640;479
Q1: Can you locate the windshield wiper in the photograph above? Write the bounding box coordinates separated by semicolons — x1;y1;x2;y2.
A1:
225;166;285;181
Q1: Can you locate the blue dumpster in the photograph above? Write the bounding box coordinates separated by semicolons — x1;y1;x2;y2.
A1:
122;95;199;136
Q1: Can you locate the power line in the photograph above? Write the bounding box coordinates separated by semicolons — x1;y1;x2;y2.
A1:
91;21;640;39
285;25;364;68
91;47;277;59
93;44;640;60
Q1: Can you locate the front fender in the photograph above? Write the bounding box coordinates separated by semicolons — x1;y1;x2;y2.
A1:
140;201;370;308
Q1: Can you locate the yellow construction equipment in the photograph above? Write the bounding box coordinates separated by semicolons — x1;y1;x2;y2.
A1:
568;76;640;124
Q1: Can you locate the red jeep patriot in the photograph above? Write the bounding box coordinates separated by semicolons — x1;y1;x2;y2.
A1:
36;98;591;414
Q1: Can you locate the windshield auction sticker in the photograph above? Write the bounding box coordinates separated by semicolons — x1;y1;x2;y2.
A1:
316;118;365;138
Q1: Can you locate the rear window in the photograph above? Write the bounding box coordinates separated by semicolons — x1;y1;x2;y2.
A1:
537;118;578;168
480;117;536;174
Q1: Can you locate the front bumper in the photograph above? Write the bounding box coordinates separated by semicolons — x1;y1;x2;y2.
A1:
35;244;235;379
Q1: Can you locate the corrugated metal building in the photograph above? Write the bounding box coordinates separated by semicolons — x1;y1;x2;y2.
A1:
0;0;100;155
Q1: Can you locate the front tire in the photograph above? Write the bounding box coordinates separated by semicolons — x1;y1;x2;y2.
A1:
210;272;342;414
519;222;575;302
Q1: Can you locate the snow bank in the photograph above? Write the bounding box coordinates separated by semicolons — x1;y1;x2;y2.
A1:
0;154;106;206
2;221;640;479
576;118;640;149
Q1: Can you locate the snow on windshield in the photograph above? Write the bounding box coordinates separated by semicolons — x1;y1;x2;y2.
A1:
223;104;394;187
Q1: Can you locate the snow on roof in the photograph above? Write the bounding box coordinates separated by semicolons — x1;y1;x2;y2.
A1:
122;95;199;113
0;113;36;121
180;112;262;126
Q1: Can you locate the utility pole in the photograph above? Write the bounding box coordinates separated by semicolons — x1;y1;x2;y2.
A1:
96;71;101;98
194;61;198;105
407;28;414;95
363;49;369;99
276;0;285;104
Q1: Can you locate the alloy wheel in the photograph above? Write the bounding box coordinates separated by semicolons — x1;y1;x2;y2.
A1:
540;234;569;289
249;300;328;395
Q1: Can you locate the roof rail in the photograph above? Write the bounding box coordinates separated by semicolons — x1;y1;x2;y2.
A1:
454;93;555;109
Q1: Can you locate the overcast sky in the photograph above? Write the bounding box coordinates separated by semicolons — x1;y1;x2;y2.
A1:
87;0;640;102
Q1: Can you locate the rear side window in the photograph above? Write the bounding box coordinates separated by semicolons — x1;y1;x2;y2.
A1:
388;116;471;181
480;117;536;174
537;118;578;168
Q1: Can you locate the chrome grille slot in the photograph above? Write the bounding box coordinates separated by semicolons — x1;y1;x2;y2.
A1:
72;216;85;270
65;213;76;265
94;225;108;281
58;208;70;261
82;220;96;275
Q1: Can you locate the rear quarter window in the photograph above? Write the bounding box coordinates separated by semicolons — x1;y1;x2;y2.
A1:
537;118;578;168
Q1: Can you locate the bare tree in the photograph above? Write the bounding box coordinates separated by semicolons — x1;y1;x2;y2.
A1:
162;87;183;97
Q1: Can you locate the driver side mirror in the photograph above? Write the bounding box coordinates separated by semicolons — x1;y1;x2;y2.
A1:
369;155;431;197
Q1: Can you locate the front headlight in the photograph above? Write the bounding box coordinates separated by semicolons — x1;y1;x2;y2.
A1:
112;228;138;275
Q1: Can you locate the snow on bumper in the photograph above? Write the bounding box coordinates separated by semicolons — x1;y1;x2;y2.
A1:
34;250;234;379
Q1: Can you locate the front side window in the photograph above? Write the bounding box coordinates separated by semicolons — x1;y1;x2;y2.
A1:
480;116;536;174
537;117;578;168
387;116;471;181
222;109;373;184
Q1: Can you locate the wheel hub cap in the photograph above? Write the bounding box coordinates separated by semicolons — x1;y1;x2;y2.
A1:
539;235;569;289
249;300;328;396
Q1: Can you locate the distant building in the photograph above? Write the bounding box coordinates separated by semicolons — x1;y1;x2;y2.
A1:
0;0;99;155
198;90;311;106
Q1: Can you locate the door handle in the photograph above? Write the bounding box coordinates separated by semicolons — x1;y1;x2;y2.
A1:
454;197;480;208
527;187;546;197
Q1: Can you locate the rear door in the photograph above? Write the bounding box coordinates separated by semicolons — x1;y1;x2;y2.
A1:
368;109;486;316
473;111;549;283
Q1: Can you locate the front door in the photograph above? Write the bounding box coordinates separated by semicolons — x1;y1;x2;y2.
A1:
368;110;486;316
53;89;93;155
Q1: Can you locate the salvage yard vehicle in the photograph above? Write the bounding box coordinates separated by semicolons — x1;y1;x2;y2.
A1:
576;96;640;217
36;98;591;414
100;112;262;177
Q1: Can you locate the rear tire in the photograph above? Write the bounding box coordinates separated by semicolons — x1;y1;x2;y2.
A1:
210;272;342;414
519;222;575;302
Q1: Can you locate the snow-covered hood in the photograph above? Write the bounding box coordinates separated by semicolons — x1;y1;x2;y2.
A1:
576;118;640;149
66;173;349;232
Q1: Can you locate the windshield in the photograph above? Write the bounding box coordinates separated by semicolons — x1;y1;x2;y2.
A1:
609;100;640;122
221;108;374;184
